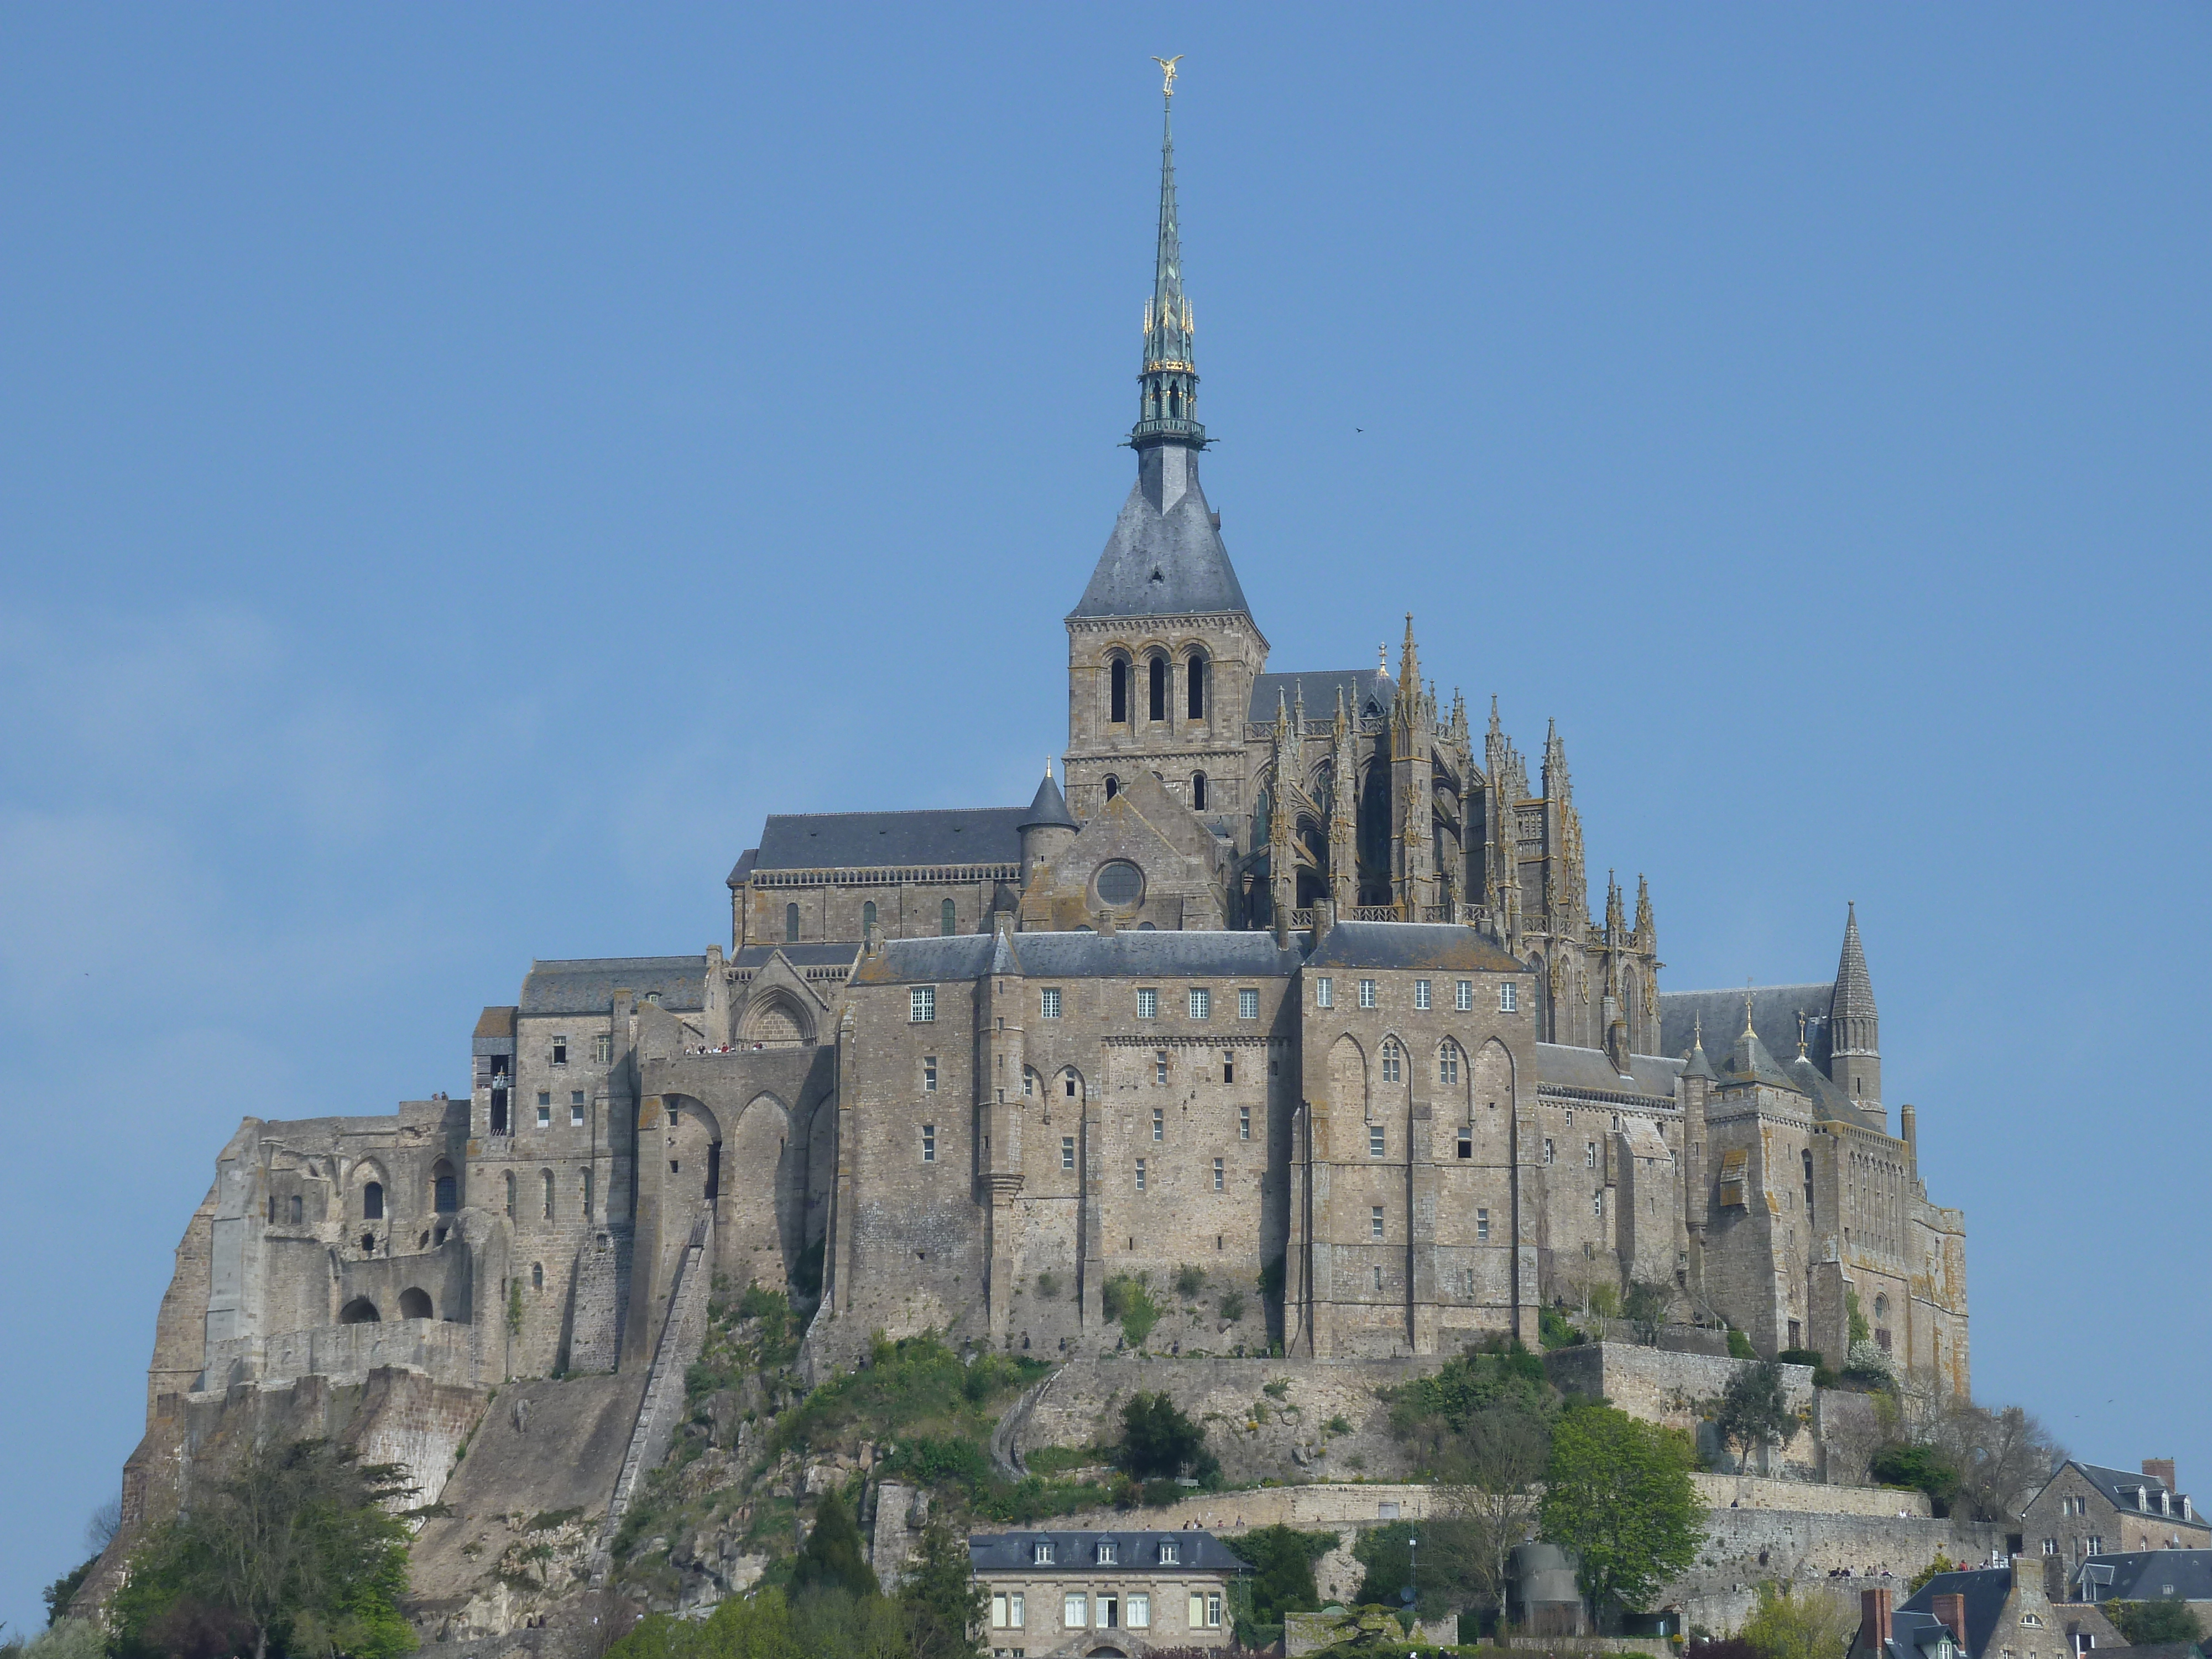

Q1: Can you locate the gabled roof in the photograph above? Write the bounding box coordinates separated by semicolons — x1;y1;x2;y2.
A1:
750;808;1026;872
1661;984;1836;1076
1902;1566;2015;1659
2063;1462;2203;1521
967;1529;1247;1575
1070;448;1249;621
519;957;706;1015
732;944;861;970
1536;1043;1684;1101
1303;920;1524;973
1249;668;1394;725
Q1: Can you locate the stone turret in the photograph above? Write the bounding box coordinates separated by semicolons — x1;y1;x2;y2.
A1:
1828;904;1881;1107
1017;763;1079;887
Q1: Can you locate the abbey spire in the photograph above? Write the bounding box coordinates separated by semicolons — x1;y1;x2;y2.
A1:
1828;902;1881;1107
1132;60;1203;452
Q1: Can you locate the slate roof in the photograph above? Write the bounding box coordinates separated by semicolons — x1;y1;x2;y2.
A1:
1536;1043;1684;1100
967;1530;1248;1575
519;956;707;1015
1661;984;1837;1076
1070;448;1249;620
749;809;1026;872
732;944;862;970
2064;1462;2202;1520
1304;921;1525;973
1869;1609;1965;1659
1902;1567;2015;1659
852;930;1303;986
2078;1551;2212;1601
473;1006;517;1041
1018;769;1079;833
1249;667;1395;725
726;848;757;888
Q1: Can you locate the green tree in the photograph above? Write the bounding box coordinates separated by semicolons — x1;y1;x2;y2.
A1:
40;1559;97;1629
1352;1519;1486;1624
897;1521;987;1659
2108;1601;2205;1646
1120;1392;1207;1481
790;1485;879;1599
109;1438;416;1659
1623;1281;1673;1347
1222;1525;1334;1630
1538;1401;1705;1627
1871;1444;1963;1517
1738;1582;1858;1659
1905;1554;1958;1596
1712;1361;1798;1473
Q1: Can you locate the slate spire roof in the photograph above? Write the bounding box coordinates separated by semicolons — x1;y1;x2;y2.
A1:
1070;66;1253;624
1018;762;1078;832
1723;990;1803;1092
1830;902;1879;1056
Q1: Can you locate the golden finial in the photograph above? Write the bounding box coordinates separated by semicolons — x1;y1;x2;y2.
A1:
1152;55;1183;97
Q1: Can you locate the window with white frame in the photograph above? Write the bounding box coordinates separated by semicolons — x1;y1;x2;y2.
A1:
1239;1105;1251;1140
551;1035;568;1066
1032;1541;1053;1564
1543;1138;1555;1164
1500;981;1519;1013
1593;1191;1604;1216
1239;988;1259;1020
1128;1594;1150;1628
1023;1067;1036;1097
924;1057;938;1093
1370;1124;1386;1157
1222;1049;1234;1083
921;1125;936;1162
1359;978;1377;1008
1213;1157;1224;1191
1315;976;1333;1008
593;1032;614;1063
1439;1040;1460;1084
1381;1037;1401;1082
1137;988;1158;1019
1585;1141;1597;1168
910;986;936;1023
536;1091;552;1129
1096;1540;1117;1564
1135;1159;1146;1191
992;1593;1026;1629
1477;1207;1490;1240
1159;1540;1180;1564
1456;979;1474;1011
1189;987;1210;1019
1457;1127;1473;1159
1063;1593;1087;1629
1415;979;1431;1009
570;1090;585;1128
1061;1135;1075;1170
1041;987;1062;1019
1155;1052;1168;1086
1152;1107;1164;1141
1190;1592;1222;1629
1371;1204;1385;1238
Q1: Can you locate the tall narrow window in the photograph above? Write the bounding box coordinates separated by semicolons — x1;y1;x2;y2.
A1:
593;1032;613;1063
1315;977;1334;1009
433;1160;457;1213
552;1035;567;1066
1041;987;1062;1019
1381;1037;1401;1083
1191;770;1208;809
1135;1159;1147;1191
504;1172;515;1218
1148;655;1167;722
1152;1107;1164;1140
581;1168;592;1215
1415;979;1432;1010
1189;987;1210;1020
1500;981;1519;1013
1371;1206;1385;1238
921;1125;936;1162
570;1089;586;1128
785;902;800;943
1154;1052;1168;1086
1222;1050;1234;1083
1458;1126;1474;1159
923;1057;938;1093
1187;653;1207;718
541;1169;555;1220
910;987;936;1023
1359;978;1378;1009
1062;1135;1076;1170
862;900;877;933
1477;1206;1490;1240
1110;658;1128;723
940;899;956;936
1239;988;1259;1020
1439;1040;1460;1084
1212;1157;1224;1191
363;1181;384;1220
1370;1124;1386;1157
1456;979;1474;1011
1239;1105;1251;1139
1104;775;1119;800
1137;988;1158;1020
531;1262;543;1291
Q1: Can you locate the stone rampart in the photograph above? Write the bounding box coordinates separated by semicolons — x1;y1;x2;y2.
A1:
201;1317;485;1391
1691;1473;1929;1517
1545;1342;1820;1479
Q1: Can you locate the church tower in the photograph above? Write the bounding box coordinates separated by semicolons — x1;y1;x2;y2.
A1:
1062;63;1269;830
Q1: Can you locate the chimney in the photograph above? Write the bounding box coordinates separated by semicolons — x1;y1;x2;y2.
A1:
1932;1593;1968;1651
2143;1458;2177;1493
1861;1588;1894;1656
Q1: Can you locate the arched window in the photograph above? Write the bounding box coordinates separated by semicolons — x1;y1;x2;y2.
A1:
398;1287;432;1320
339;1297;380;1324
862;899;877;934
1381;1037;1402;1083
1104;775;1120;800
1149;654;1167;722
541;1169;555;1220
785;902;800;943
431;1159;457;1213
940;898;957;936
1109;656;1129;723
1186;651;1207;719
531;1262;544;1292
362;1181;384;1220
1063;1068;1079;1099
1438;1041;1460;1085
503;1171;516;1218
1191;771;1208;810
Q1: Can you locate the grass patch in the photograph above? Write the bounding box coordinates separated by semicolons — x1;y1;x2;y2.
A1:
1102;1274;1161;1346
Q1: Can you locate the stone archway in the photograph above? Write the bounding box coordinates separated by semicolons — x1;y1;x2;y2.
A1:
716;1092;793;1291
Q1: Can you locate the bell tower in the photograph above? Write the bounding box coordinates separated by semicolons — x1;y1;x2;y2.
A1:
1063;60;1267;832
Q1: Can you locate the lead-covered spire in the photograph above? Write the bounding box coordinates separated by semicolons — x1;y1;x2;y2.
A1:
1131;62;1204;451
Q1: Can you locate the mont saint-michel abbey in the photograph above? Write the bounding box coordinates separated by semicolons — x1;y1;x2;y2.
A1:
133;86;1970;1470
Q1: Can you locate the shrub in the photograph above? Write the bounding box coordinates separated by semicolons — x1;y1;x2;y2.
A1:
1871;1444;1963;1517
1739;1580;1857;1659
2109;1601;2205;1646
789;1485;878;1598
1540;1305;1582;1350
1264;1378;1290;1400
1121;1391;1209;1481
1174;1264;1207;1297
1034;1270;1061;1301
1218;1289;1246;1322
1726;1327;1756;1360
1103;1275;1161;1346
1326;1415;1353;1436
1223;1525;1336;1627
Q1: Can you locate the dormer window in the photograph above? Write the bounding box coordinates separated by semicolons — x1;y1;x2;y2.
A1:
1159;1541;1180;1564
1097;1541;1118;1565
1032;1541;1054;1566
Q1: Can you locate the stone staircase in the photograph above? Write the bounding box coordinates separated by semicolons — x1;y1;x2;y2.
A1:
593;1206;714;1568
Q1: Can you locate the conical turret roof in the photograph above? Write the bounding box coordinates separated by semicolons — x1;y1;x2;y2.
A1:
1829;903;1878;1053
1018;765;1079;832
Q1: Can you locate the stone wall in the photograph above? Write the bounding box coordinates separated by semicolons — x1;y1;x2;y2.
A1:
204;1317;486;1391
1544;1342;1820;1478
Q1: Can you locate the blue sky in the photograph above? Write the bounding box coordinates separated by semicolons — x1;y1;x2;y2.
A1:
3;3;2208;1630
